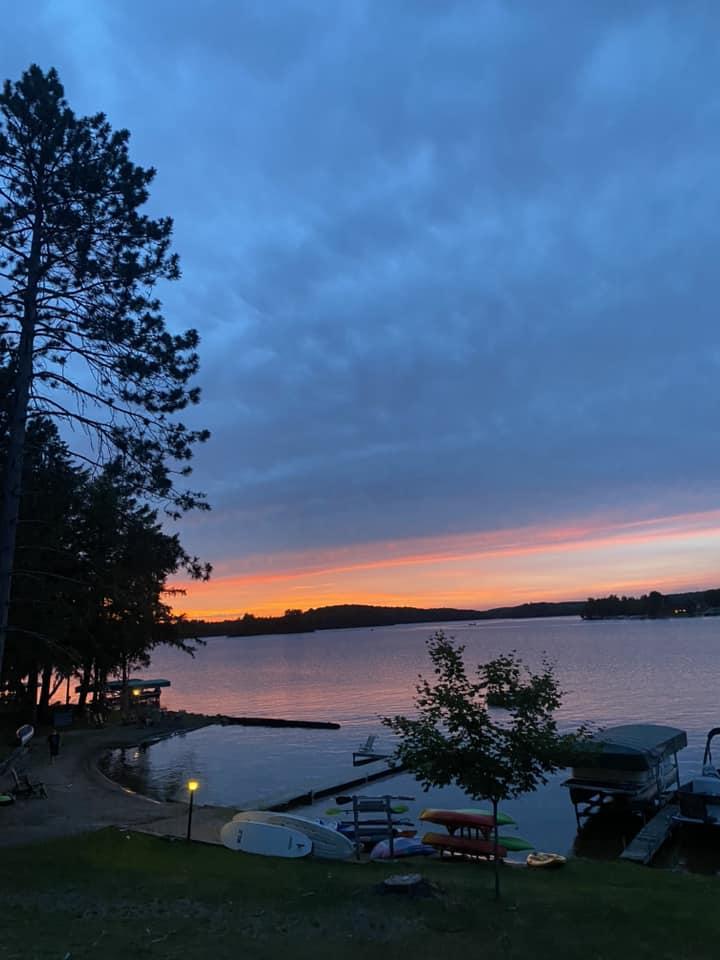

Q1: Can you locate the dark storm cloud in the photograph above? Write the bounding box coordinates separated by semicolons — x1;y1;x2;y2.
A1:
3;1;720;561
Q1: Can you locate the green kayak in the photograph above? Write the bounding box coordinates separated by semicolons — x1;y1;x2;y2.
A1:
497;835;534;852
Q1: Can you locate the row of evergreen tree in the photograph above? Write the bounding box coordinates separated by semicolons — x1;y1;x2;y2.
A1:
582;589;720;620
0;65;211;719
1;416;208;719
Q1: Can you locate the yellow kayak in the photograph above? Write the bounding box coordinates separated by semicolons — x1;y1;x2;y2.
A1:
526;852;566;869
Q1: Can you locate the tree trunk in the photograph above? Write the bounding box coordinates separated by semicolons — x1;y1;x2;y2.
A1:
48;672;64;701
25;662;39;723
91;664;106;707
0;209;43;682
120;657;129;718
492;796;501;900
77;663;92;711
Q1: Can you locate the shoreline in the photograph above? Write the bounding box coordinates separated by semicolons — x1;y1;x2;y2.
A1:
0;711;238;848
1;708;399;848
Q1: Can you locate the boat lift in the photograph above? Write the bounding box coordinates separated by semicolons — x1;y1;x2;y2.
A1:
563;724;686;828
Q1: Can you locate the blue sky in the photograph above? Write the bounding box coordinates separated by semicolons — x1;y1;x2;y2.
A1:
3;2;720;615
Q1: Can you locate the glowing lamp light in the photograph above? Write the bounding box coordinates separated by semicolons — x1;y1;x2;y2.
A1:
132;688;141;697
186;778;200;841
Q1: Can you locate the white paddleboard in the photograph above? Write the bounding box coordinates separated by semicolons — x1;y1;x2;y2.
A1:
232;811;354;860
220;819;312;858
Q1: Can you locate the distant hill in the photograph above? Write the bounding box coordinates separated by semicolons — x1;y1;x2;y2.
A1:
179;599;586;639
179;587;720;638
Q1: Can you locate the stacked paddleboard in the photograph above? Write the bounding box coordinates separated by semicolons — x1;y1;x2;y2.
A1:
221;811;354;860
220;820;312;858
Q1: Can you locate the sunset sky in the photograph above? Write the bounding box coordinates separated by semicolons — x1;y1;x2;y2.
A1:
175;509;720;619
4;2;720;619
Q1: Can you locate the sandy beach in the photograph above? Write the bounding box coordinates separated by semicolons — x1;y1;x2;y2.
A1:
0;714;237;848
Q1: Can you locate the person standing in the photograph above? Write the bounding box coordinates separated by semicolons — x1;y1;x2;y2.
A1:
47;730;60;764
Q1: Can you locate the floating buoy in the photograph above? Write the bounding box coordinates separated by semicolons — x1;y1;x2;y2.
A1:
527;852;566;869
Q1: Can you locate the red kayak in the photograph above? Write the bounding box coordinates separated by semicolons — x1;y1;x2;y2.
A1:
419;810;496;834
422;832;507;859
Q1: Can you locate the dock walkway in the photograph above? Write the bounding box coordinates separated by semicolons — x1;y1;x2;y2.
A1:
620;804;678;865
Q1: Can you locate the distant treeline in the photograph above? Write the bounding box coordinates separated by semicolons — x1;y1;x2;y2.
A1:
582;589;720;620
179;600;586;639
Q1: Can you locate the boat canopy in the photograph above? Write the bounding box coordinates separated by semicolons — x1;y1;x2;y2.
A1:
573;724;687;772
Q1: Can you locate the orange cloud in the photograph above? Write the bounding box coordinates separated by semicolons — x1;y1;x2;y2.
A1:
173;508;720;620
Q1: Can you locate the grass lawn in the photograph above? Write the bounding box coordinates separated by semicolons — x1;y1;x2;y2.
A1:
0;829;715;959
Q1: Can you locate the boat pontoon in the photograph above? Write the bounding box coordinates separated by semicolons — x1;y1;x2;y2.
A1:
563;724;687;827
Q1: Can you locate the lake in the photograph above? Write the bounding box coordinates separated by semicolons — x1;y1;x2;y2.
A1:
100;616;720;868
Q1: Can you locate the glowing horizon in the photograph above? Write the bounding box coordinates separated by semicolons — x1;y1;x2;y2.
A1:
170;507;720;620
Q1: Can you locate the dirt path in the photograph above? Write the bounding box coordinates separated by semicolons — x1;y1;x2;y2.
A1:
0;715;235;847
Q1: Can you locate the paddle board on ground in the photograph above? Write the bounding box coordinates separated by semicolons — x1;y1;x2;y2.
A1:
220;819;311;858
232;811;354;860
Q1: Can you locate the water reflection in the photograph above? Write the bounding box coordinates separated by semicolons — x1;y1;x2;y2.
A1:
99;617;720;871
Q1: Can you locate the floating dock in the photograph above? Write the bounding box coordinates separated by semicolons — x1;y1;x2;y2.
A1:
352;734;397;767
269;762;407;812
619;804;678;864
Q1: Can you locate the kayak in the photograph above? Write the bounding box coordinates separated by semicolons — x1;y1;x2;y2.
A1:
419;810;495;832
527;852;566;868
370;837;436;859
325;804;409;816
337;823;416;837
336;818;414;829
338;826;417;849
497;835;535;852
420;807;516;827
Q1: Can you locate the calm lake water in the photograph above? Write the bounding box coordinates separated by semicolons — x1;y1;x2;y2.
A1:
100;616;720;869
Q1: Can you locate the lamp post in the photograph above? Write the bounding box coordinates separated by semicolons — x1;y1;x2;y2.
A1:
131;687;142;724
186;779;199;841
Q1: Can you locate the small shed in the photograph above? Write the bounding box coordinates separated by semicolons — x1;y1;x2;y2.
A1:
75;678;171;710
105;678;171;709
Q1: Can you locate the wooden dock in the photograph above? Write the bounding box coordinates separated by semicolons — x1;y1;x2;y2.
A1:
619;804;678;864
269;763;407;812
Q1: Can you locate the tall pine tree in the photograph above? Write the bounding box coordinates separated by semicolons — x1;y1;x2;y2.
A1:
0;65;209;678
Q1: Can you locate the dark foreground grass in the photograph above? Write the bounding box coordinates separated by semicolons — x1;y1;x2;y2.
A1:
0;829;715;960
